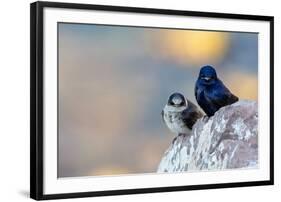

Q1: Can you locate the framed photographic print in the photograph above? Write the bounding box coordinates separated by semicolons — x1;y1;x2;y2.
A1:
30;1;274;200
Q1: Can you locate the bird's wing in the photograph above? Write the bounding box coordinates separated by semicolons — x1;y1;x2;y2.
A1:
195;81;200;101
211;80;239;107
161;110;165;123
181;101;203;129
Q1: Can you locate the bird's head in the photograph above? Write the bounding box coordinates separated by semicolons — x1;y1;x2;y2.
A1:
167;93;187;108
198;65;218;85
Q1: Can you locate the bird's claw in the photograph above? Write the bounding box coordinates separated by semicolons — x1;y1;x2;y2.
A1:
172;133;184;144
202;115;209;122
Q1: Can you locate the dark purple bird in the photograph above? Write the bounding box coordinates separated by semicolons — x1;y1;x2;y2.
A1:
195;65;239;117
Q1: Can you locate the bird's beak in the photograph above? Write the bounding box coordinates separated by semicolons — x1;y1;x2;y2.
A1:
202;77;211;81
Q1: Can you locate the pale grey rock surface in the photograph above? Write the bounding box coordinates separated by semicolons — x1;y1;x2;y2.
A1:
157;100;258;173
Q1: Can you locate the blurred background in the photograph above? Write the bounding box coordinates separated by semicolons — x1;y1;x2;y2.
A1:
58;23;258;178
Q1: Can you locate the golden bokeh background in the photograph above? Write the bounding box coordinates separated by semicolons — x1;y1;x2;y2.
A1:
58;23;258;177
157;30;229;65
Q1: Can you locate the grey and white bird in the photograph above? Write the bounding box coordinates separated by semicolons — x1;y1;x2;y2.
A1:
162;92;203;136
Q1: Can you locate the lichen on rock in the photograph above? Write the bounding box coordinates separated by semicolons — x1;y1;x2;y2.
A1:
157;100;258;173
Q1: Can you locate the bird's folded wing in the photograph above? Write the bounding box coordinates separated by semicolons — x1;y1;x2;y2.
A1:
212;81;239;107
194;83;202;102
161;110;165;123
181;104;203;130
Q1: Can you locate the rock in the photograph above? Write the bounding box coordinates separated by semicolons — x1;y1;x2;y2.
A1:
157;100;258;173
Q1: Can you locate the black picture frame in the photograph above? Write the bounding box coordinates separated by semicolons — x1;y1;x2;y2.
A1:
30;1;274;200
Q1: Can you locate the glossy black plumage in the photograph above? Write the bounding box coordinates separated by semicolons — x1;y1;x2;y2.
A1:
195;65;239;117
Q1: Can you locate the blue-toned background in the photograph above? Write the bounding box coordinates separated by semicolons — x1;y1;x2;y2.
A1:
58;23;258;177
